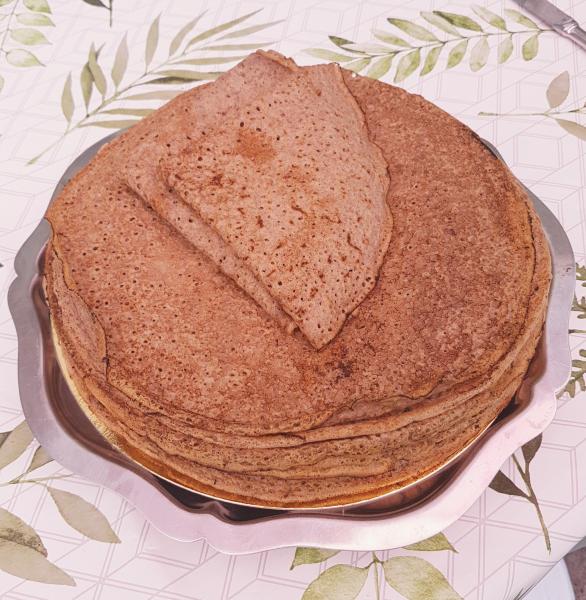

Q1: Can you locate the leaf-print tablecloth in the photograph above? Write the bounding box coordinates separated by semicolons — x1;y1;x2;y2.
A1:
0;0;585;598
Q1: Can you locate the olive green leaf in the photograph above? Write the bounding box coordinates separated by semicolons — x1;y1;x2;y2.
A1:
372;29;411;48
0;0;15;6
470;36;489;72
0;508;46;556
345;57;372;73
25;446;53;474
367;54;394;79
0;539;75;585
472;6;507;31
546;71;570;109
88;43;107;96
329;35;363;54
447;39;468;69
23;0;51;13
199;42;274;52
168;12;206;56
145;14;160;70
291;548;340;569
0;74;4;93
124;90;183;101
10;27;50;45
6;48;43;66
404;532;456;552
0;422;33;469
421;46;442;76
420;11;462;38
433;11;483;32
218;20;284;40
489;470;528;498
302;564;369;600
576;264;586;283
504;8;539;30
305;49;353;62
170;56;247;66
111;33;128;88
383;556;461;600
16;12;54;26
79;119;139;129
573;294;586;318
562;349;586;397
345;42;393;54
388;18;438;42
522;34;539;60
48;487;120;543
60;73;74;123
498;35;514;64
522;434;542;466
187;9;261;47
394;49;420;83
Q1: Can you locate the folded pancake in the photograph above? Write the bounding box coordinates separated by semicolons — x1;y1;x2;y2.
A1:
157;54;391;348
44;52;551;507
123;52;300;333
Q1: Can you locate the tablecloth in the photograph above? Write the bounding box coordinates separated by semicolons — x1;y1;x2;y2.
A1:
0;0;585;598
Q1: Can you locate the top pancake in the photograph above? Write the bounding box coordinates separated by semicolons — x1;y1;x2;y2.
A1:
45;52;547;439
159;56;391;348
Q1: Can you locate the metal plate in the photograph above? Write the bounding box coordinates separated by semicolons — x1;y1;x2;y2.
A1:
7;134;575;552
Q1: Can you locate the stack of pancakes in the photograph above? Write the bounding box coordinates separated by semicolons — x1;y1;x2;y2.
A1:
44;51;551;508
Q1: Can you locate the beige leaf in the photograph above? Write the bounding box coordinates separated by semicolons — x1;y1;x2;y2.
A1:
88;43;106;96
546;71;570;109
111;34;128;89
218;20;284;40
102;107;154;117
61;72;74;123
80;119;139;129
124;90;182;101
0;508;46;556
145;14;160;69
188;9;262;46
0;539;74;585
556;119;586;141
0;421;33;470
25;446;52;473
168;11;207;56
48;487;120;543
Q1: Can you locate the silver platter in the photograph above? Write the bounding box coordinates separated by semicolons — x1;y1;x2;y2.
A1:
8;134;575;552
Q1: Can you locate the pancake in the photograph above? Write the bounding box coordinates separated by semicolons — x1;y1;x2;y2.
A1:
43;52;551;507
159;56;391;348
